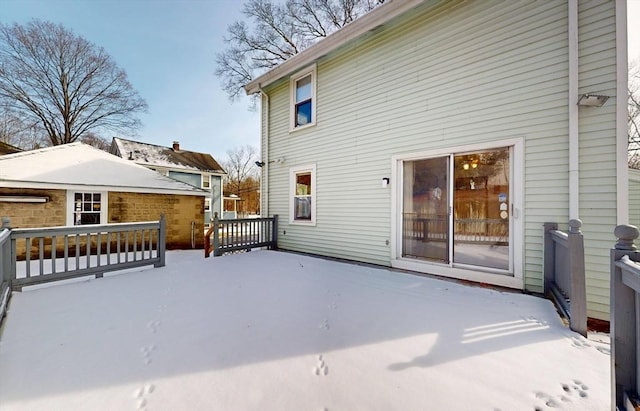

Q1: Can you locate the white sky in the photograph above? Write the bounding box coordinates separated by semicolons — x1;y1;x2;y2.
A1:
0;250;610;410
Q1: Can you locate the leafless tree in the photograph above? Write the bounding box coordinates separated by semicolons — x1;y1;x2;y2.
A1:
0;20;147;147
216;0;385;100
221;145;261;215
630;60;640;168
0;109;44;149
79;132;111;151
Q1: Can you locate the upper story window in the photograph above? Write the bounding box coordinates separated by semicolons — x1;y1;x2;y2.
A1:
290;164;316;225
202;174;210;189
290;65;316;131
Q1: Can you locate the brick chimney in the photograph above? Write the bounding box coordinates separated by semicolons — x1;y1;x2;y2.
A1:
172;141;180;151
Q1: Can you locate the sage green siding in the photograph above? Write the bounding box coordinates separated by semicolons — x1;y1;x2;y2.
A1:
630;170;640;228
262;0;619;320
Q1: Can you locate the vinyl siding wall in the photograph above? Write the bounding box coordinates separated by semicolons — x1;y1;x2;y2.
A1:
262;0;618;320
577;0;618;320
630;170;640;228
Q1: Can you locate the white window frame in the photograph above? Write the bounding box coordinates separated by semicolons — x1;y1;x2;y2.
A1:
289;65;317;132
289;164;316;226
390;138;524;290
204;198;211;211
202;174;211;189
66;191;108;226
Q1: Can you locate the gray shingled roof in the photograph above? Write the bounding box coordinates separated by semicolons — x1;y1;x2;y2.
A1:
111;137;226;174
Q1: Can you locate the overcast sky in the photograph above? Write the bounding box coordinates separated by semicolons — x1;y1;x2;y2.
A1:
1;0;639;162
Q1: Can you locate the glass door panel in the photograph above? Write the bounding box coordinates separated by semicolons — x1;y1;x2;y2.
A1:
452;148;510;270
402;157;449;262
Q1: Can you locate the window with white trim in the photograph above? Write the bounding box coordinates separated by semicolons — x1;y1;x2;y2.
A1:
202;174;210;188
290;164;316;225
71;192;106;225
290;66;316;130
204;198;211;211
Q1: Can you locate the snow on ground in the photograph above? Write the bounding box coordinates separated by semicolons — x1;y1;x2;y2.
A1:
0;250;609;411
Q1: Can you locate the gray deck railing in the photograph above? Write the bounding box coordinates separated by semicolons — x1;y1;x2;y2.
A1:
0;221;11;324
402;214;509;244
611;224;640;410
2;215;166;292
205;214;278;257
543;220;587;336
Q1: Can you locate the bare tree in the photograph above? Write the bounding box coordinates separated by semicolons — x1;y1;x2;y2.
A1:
216;0;385;100
222;145;261;215
630;59;640;168
79;132;111;151
0;20;147;147
0;109;44;149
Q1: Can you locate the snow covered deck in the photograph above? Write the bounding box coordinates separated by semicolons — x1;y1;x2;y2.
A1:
0;250;609;410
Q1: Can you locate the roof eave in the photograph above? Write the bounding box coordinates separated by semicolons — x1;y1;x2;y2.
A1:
243;0;425;95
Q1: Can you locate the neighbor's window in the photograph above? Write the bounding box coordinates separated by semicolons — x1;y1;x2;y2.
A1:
290;164;316;225
202;174;210;188
204;198;211;211
73;192;102;225
290;66;316;130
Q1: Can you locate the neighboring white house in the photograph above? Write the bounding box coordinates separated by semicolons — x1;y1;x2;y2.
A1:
110;137;227;227
244;0;628;321
0;143;209;249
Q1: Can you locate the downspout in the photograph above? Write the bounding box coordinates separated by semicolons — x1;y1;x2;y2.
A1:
616;0;629;224
257;84;269;218
568;0;579;220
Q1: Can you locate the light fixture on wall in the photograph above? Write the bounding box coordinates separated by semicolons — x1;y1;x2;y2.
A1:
577;94;609;107
255;161;265;168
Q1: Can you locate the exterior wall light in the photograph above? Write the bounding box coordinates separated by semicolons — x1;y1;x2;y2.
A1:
577;94;609;107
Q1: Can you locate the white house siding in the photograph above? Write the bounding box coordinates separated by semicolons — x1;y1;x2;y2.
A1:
630;170;640;228
262;0;617;319
577;0;618;320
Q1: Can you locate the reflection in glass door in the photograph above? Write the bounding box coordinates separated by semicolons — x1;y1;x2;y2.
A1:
401;147;511;272
453;148;510;270
402;157;449;262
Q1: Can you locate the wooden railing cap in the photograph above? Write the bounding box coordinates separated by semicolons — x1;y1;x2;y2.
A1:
614;224;640;250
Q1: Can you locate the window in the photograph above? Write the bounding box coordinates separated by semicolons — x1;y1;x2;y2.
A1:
72;192;104;225
204;198;211;211
290;66;316;130
202;175;210;189
290;164;316;225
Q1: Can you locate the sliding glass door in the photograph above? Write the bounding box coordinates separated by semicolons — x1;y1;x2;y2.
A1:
401;147;511;272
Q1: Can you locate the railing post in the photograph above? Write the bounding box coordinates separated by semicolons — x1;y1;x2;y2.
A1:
155;214;166;268
567;219;586;336
213;212;221;257
1;218;12;288
271;215;278;250
543;222;558;296
611;224;640;409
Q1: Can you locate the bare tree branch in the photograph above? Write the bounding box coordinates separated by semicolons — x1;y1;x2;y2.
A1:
215;0;385;101
0;20;147;146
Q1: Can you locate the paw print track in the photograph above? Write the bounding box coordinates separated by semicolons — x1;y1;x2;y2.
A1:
318;319;330;330
147;320;161;334
133;383;155;411
140;344;155;365
532;380;589;409
313;354;329;376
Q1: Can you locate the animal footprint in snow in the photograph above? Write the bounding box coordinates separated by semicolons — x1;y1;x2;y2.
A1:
534;391;559;408
156;304;167;313
318;319;330;330
562;380;588;398
313;354;329;376
147;320;161;334
327;303;338;310
569;336;591;349
140;344;155;365
133;383;155;410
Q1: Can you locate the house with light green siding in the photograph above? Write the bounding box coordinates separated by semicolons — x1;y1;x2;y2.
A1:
244;0;628;321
